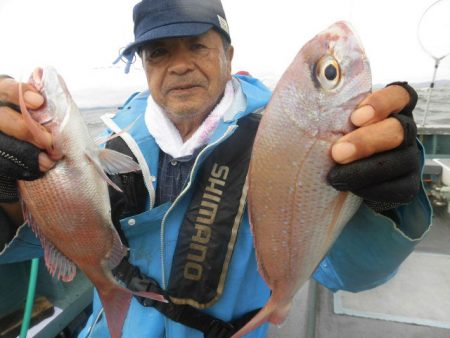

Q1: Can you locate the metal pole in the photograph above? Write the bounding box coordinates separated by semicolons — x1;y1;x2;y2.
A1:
422;58;441;126
305;279;318;338
417;0;450;127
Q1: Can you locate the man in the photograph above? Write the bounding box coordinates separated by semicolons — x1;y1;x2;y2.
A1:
0;0;431;337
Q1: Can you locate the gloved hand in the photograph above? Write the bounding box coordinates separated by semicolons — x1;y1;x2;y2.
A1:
0;130;42;202
0;75;47;202
327;82;421;212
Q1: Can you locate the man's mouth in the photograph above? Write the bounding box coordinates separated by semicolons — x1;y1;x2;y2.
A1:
168;84;201;92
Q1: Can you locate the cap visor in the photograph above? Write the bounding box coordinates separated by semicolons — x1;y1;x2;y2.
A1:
122;22;213;56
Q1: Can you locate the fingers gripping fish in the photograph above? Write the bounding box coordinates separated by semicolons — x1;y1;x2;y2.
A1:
232;21;372;337
17;67;167;338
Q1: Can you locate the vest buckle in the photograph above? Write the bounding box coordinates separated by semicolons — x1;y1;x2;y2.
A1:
205;319;235;338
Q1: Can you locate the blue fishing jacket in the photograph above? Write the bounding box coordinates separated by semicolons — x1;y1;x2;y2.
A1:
0;75;432;338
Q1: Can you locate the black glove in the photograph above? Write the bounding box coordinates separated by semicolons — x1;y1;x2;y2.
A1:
0;105;42;203
327;82;420;212
0;207;15;249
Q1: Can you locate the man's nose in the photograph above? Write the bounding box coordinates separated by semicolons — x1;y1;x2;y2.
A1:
168;50;195;75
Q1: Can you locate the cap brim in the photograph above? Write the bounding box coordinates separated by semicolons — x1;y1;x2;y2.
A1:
122;22;213;57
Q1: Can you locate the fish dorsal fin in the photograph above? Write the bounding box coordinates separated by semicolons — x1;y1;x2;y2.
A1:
21;200;77;282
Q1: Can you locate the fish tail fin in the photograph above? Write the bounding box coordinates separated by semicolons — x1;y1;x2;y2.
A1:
98;286;133;338
98;285;167;338
231;296;291;338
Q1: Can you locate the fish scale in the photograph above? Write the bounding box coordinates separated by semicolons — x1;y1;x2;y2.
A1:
232;21;371;337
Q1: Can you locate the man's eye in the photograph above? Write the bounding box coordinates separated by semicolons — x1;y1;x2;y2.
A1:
192;43;212;53
190;43;210;57
191;43;207;50
149;48;167;59
144;47;168;63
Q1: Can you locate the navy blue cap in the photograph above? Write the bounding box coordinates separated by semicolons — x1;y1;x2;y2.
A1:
116;0;231;72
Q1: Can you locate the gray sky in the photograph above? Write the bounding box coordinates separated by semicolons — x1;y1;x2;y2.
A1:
0;0;449;98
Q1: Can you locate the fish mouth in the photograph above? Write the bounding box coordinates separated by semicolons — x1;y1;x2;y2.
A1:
29;110;55;126
40;117;55;126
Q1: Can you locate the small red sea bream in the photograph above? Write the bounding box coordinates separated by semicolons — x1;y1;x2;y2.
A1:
233;21;372;337
17;67;166;338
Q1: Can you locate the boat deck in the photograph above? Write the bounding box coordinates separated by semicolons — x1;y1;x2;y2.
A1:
268;207;450;338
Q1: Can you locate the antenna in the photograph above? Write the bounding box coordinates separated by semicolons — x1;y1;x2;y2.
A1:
417;0;450;126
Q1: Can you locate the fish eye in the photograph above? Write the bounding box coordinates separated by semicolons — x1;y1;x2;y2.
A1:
324;64;337;80
315;56;341;90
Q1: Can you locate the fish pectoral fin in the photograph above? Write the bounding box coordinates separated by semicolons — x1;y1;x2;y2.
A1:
84;150;123;192
94;134;111;146
132;290;168;303
96;114;142;146
97;148;141;175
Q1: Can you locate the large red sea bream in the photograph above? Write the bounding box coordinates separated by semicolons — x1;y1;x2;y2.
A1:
233;21;372;337
17;67;166;338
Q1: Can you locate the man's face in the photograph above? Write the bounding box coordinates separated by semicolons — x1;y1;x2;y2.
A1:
141;29;234;123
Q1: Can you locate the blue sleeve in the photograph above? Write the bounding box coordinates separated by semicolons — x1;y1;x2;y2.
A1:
0;223;43;264
313;142;432;292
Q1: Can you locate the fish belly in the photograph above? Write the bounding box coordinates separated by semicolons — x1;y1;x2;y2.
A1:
18;159;114;269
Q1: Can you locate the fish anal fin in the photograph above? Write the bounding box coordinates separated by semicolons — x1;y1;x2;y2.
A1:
106;228;128;270
21;199;77;282
43;239;77;282
98;287;133;338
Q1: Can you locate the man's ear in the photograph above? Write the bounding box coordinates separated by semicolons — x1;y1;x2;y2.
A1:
226;45;234;79
227;45;234;64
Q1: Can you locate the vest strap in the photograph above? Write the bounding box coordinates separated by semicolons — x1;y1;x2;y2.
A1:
113;258;260;338
167;113;262;308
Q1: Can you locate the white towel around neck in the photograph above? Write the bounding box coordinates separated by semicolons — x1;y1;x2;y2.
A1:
145;81;235;158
